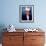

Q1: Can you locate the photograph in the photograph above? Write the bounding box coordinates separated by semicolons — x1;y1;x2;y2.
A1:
19;5;34;23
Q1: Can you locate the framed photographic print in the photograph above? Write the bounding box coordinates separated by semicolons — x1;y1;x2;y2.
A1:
19;5;34;23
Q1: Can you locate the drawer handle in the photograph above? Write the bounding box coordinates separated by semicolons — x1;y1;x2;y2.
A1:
32;39;36;40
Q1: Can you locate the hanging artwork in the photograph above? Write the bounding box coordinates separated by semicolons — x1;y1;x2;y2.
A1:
19;5;34;23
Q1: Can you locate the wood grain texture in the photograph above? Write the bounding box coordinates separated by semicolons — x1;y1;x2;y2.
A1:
2;32;45;46
2;32;23;46
24;32;45;46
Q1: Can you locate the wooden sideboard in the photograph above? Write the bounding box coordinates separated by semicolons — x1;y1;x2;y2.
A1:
2;32;45;46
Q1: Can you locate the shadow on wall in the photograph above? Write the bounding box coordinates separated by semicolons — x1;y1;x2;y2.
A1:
0;24;7;43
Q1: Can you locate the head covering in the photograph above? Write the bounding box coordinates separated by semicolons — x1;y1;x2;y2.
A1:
25;7;30;11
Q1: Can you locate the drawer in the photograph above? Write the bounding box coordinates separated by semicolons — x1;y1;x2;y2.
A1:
24;36;44;45
3;35;23;44
3;43;23;46
3;44;15;46
3;32;23;36
3;36;14;44
31;44;44;46
3;37;23;46
32;36;45;44
24;32;44;36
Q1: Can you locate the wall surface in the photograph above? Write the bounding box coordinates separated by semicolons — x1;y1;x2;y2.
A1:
0;0;46;29
0;0;46;43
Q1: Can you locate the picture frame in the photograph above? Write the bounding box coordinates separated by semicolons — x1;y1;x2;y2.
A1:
19;5;34;23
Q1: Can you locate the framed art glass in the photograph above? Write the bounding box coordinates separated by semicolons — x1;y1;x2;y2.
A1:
19;5;34;23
